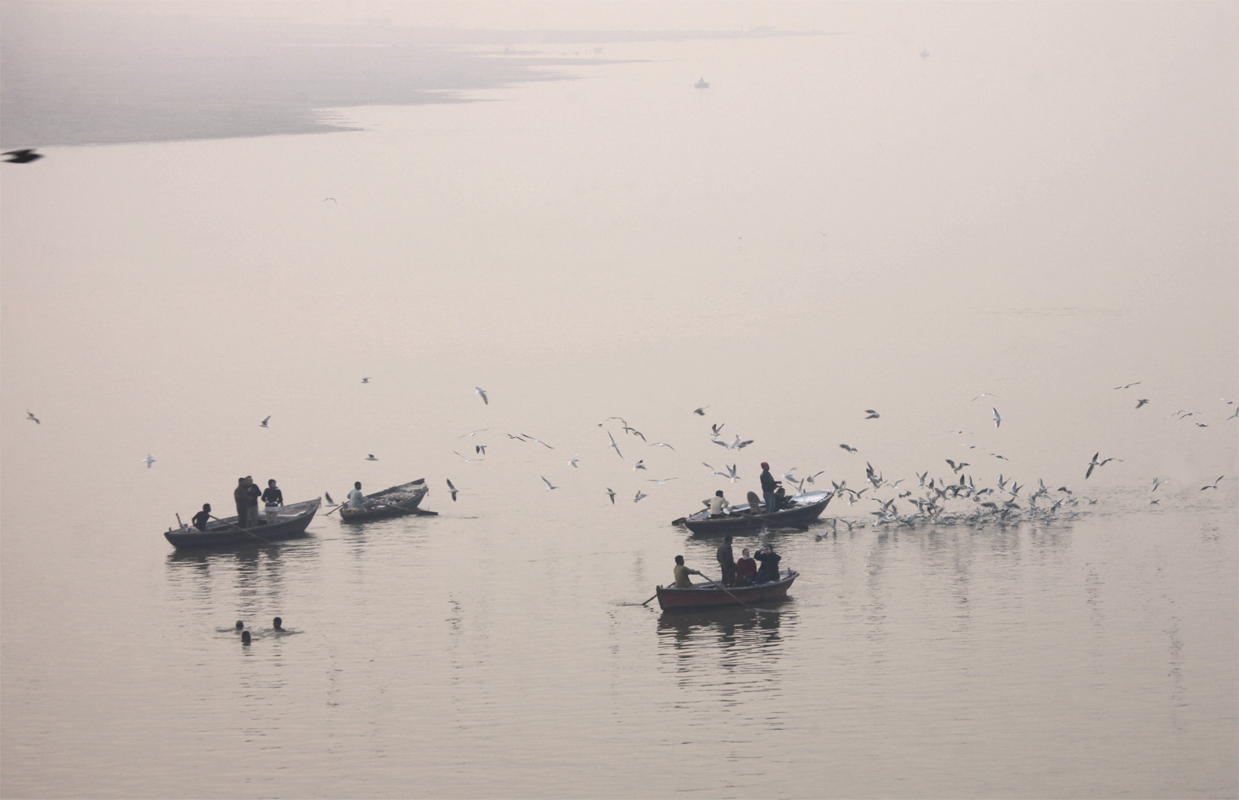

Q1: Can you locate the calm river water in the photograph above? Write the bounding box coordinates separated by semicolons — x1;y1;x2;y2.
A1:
2;13;1236;799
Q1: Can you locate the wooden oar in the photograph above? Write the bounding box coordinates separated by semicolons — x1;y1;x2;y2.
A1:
640;592;659;606
209;514;275;545
699;574;780;616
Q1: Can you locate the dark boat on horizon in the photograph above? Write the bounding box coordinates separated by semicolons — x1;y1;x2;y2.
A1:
677;490;832;534
164;498;321;549
655;569;799;611
337;480;434;523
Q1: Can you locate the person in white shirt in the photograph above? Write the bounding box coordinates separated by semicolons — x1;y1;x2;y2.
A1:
708;490;728;517
347;481;366;511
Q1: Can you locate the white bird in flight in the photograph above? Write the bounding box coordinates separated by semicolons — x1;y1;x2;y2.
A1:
476;387;488;405
607;431;623;459
839;444;857;453
646;477;678;485
446;479;459;501
1113;382;1141;390
570;455;580;468
143;454;155;468
606;488;616;504
633;490;647;503
26;411;40;424
541;476;558;490
865;409;881;419
361;377;371;383
260;415;271;428
693;406;709;416
633;459;646;470
992;408;1002;428
365;454;378;461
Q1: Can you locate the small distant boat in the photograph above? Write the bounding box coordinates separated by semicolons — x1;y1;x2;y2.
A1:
676;490;832;534
165;498;321;549
656;569;799;610
695;78;710;89
337;479;434;523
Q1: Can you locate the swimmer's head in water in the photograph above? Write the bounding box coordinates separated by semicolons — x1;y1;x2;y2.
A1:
241;631;251;644
235;620;244;630
273;617;283;630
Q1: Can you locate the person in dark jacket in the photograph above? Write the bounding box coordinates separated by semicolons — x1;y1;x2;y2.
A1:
245;476;262;525
234;477;250;528
759;462;780;514
753;544;782;583
716;535;736;586
261;479;284;525
191;503;212;532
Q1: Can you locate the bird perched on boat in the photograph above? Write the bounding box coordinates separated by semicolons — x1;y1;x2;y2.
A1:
475;387;488;405
260;415;271;428
607;431;623;458
992;408;1002;428
144;454;155;468
633;490;647;503
541;476;558;490
693;406;708;416
446;479;459;501
606;488;616;504
864;409;881;419
26;411;39;424
365;454;378;461
839;444;857;453
3;149;42;163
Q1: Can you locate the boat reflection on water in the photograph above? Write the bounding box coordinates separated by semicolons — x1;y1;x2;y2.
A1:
657;603;793;652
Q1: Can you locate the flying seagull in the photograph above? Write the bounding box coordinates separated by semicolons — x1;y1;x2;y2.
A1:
633;459;647;470
476;387;488;405
541;476;558;491
260;415;271;428
446;479;459;501
992;408;1002;428
144;454;155;468
606;488;616;504
607;431;623;458
711;423;725;436
1201;476;1223;491
839;444;857;453
570;455;580;468
1085;452;1121;479
1136;399;1150;409
365;454;378;461
325;491;335;505
1113;382;1141;390
865;409;882;419
361;377;371;383
693;406;709;416
26;411;39;424
3;149;42;164
633;490;647;503
475;444;486;455
651;442;675;450
972;393;998;401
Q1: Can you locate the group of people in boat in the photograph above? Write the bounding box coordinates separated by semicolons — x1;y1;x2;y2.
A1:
704;462;789;518
672;537;782;589
189;476;285;531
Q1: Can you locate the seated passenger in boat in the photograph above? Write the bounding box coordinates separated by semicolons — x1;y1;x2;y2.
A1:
753;544;782;583
735;548;758;586
347;482;366;511
192;504;212;532
672;555;703;588
708;490;728;517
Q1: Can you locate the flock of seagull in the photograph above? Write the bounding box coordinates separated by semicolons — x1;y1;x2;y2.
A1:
21;375;1234;528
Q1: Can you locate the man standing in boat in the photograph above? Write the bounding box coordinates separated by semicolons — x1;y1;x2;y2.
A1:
672;555;703;588
234;477;250;528
759;462;780;514
262;479;283;525
717;535;737;587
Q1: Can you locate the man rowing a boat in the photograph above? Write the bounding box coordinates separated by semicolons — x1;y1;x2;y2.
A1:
672;555;703;588
347;482;366;511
